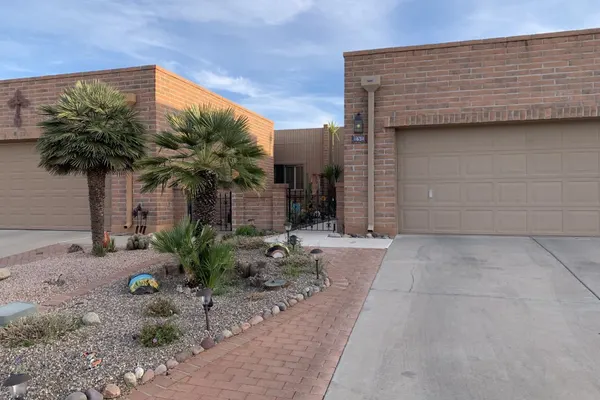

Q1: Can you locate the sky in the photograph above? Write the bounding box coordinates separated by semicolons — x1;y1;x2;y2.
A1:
1;0;599;129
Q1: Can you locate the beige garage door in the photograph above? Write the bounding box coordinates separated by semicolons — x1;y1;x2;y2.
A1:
398;121;600;236
0;142;111;230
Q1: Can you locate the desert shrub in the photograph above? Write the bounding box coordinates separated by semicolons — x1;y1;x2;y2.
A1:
139;322;180;347
281;253;313;279
0;314;82;347
92;243;106;257
145;298;179;317
235;225;263;237
152;218;235;288
246;292;266;301
107;238;117;253
126;234;150;250
227;236;268;250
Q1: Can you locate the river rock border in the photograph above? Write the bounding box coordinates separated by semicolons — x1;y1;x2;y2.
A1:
66;277;332;399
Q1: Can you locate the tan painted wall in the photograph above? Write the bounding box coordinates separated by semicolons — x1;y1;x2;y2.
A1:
344;27;600;236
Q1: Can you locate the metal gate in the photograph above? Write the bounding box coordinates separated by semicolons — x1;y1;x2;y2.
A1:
187;191;233;231
287;188;336;231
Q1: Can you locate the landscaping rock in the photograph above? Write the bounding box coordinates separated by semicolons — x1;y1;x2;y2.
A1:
66;392;87;400
155;364;168;376
223;329;233;338
241;322;251;331
304;287;312;297
343;234;352;238
328;232;342;238
263;310;272;319
214;333;225;343
183;287;192;295
313;286;321;294
201;337;215;349
231;324;242;335
134;367;144;380
82;312;101;326
123;372;137;387
0;268;11;281
84;388;103;400
166;359;179;369
141;369;155;384
272;305;280;315
67;244;84;253
383;235;391;239
325;278;331;287
102;384;121;399
192;345;204;355
366;233;373;238
296;294;305;302
289;299;298;306
175;350;192;363
249;315;264;326
277;302;287;311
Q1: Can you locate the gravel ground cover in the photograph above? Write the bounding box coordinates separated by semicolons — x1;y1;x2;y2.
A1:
0;248;163;305
0;244;326;400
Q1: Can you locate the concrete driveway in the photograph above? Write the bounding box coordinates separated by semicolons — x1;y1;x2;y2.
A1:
326;235;600;400
0;230;90;258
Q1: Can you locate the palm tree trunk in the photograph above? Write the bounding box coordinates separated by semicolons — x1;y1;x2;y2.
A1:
87;169;107;252
191;172;218;227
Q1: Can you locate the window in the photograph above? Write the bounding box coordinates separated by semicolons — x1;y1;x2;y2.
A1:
274;165;304;190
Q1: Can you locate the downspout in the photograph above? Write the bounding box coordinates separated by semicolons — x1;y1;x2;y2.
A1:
123;93;137;230
124;173;134;229
361;76;381;232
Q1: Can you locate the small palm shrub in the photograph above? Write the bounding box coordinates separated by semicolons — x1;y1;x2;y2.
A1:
152;218;235;288
0;314;82;347
139;322;180;347
145;298;179;317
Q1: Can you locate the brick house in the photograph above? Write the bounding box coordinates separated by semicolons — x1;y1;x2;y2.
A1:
344;28;600;237
0;65;285;233
274;125;344;192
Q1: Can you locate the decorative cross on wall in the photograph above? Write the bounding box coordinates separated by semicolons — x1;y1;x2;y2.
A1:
7;89;30;128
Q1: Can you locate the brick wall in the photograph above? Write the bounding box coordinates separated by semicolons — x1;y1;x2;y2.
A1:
154;66;275;229
344;28;600;235
0;66;158;232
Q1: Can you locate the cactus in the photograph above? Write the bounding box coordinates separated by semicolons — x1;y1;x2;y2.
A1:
126;234;150;250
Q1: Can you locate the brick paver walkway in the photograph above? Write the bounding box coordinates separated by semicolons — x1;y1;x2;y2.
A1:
126;247;386;400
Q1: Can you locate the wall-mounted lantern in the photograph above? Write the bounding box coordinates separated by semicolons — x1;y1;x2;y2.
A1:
353;113;364;134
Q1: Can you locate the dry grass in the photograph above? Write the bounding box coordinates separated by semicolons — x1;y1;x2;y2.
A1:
145;297;179;317
0;313;82;347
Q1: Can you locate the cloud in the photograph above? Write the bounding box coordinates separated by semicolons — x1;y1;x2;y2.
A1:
194;70;262;98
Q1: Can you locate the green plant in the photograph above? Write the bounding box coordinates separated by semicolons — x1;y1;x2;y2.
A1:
139;322;180;347
281;253;313;279
137;105;267;227
92;243;107;257
152;218;235;288
126;234;150;250
0;314;82;347
235;224;261;237
37;80;147;253
107;238;117;253
145;298;179;317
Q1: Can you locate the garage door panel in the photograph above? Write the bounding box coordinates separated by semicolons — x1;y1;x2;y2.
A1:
430;156;460;178
497;182;527;205
397;121;600;236
496;211;528;234
463;154;493;177
528;181;562;205
431;210;460;232
402;209;429;232
564;181;600;205
563;152;599;175
529;210;563;234
527;153;562;175
462;210;494;233
494;154;527;177
564;211;600;235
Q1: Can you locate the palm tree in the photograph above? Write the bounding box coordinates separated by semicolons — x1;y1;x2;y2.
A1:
137;105;266;227
37;80;147;255
326;120;340;164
